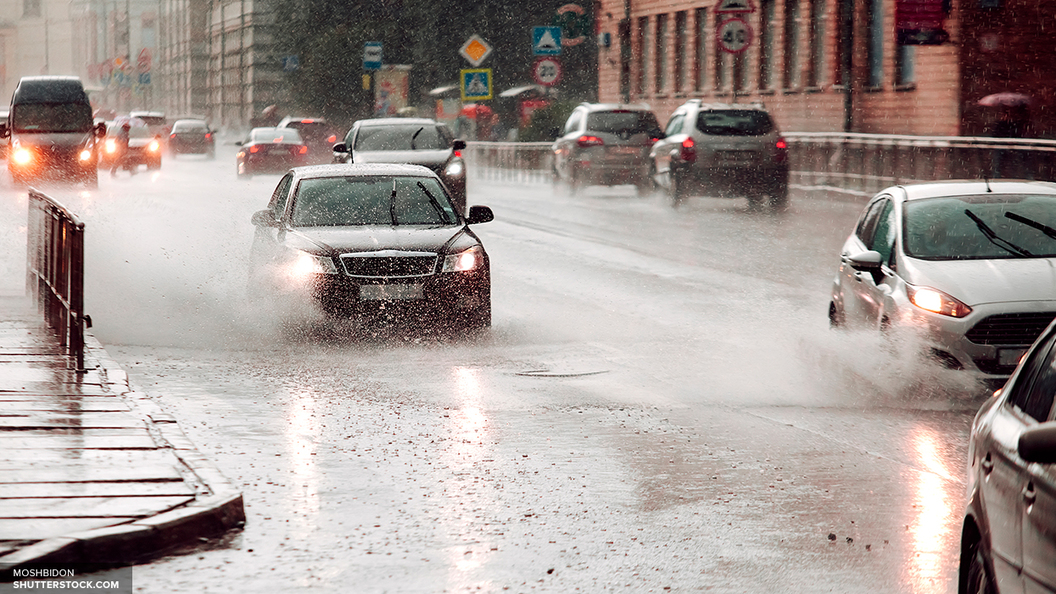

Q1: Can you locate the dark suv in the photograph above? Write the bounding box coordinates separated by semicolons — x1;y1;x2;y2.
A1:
650;100;789;208
551;103;662;196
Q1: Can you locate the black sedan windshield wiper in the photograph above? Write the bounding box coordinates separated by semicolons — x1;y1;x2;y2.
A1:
964;209;1033;257
410;127;424;150
389;179;399;225
1006;211;1056;241
417;181;453;224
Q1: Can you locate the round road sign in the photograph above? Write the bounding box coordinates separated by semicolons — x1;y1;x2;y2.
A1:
717;18;753;54
533;57;562;87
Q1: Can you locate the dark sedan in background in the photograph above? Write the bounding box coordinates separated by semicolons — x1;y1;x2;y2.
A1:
248;163;493;332
277;116;337;164
236;127;308;178
332;118;467;215
168;119;215;157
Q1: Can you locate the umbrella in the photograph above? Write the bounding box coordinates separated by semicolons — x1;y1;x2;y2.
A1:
978;93;1031;108
460;104;493;119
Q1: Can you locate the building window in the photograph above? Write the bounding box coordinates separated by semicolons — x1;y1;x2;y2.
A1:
783;0;800;89
636;16;649;97
23;0;40;17
807;0;825;87
895;44;916;87
716;39;731;91
674;11;688;93
655;13;668;93
695;8;708;92
735;52;749;94
835;0;852;87
867;0;883;88
759;0;776;90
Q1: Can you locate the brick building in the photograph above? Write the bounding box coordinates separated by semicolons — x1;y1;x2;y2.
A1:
594;0;1056;138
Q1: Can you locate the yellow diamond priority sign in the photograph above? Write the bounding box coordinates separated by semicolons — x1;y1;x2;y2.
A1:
460;35;493;67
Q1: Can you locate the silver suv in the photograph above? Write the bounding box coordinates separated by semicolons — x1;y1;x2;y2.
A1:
650;100;789;208
551;103;662;196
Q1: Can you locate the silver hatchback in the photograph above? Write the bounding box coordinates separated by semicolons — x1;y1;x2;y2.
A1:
830;180;1056;385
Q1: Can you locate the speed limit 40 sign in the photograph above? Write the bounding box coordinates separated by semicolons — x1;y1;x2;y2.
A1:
533;57;562;87
717;18;753;54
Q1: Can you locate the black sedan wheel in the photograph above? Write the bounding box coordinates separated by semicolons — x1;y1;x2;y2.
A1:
963;542;996;594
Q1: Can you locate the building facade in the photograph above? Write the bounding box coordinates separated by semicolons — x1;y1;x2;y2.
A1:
595;0;1055;138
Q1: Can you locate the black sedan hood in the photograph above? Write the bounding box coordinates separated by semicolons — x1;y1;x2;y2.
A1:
285;225;472;255
352;149;451;170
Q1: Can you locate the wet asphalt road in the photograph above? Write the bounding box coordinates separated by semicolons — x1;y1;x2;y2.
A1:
0;146;989;593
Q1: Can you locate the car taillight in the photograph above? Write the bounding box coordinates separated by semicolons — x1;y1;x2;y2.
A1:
169;133;176;140
249;145;260;153
649;137;660;145
205;133;212;139
327;134;337;143
679;138;696;163
775;137;788;163
298;145;308;154
454;150;463;158
577;135;604;148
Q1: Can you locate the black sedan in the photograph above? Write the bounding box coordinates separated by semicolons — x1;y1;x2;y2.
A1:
332;118;467;215
236;127;308;178
248;163;494;331
168;119;215;157
959;318;1056;594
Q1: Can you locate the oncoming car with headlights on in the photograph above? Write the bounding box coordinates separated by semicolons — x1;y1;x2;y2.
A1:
248;163;494;332
829;180;1056;386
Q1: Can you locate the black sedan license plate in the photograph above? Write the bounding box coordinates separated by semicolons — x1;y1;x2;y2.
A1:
359;284;424;301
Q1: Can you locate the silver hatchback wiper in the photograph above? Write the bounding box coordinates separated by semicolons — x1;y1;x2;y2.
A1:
964;209;1032;257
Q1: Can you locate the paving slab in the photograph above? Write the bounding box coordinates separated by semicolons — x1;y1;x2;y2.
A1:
0;294;244;576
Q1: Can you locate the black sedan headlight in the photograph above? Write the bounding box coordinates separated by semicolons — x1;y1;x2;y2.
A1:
285;250;338;284
442;246;484;272
444;159;465;177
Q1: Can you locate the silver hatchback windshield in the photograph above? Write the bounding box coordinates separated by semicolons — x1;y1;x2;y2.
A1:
903;194;1056;260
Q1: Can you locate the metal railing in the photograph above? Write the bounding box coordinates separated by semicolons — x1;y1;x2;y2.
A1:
464;135;1056;197
26;189;88;371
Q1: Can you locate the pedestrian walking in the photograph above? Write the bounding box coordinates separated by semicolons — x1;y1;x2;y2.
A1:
110;122;132;177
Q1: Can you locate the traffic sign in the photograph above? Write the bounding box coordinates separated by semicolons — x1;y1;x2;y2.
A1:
532;26;562;55
461;68;493;101
715;0;755;13
363;42;382;71
532;57;562;87
717;18;753;54
282;55;299;72
460;35;493;67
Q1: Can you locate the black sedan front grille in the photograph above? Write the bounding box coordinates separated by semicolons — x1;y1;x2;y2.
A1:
965;312;1056;346
340;253;437;278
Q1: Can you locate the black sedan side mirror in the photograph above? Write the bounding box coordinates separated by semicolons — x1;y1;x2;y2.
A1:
0;122;8;139
332;142;349;154
466;205;494;225
453;139;467;151
1019;422;1056;464
251;210;280;228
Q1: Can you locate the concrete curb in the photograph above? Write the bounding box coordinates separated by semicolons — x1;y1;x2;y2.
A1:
0;333;245;575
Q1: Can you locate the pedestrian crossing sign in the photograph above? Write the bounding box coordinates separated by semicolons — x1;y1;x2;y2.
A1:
532;26;562;55
461;68;493;101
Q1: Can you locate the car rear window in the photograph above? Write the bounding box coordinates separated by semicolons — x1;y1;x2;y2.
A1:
696;110;775;136
354;125;450;151
903;194;1056;260
585;110;661;136
251;128;302;144
174;122;208;132
284;121;329;139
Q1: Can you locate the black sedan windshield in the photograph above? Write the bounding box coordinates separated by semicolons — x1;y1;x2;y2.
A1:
354;125;448;151
290;176;458;227
903;194;1056;260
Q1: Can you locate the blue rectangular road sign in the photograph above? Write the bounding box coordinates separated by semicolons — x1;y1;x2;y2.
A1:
363;42;382;71
532;26;562;56
461;68;492;101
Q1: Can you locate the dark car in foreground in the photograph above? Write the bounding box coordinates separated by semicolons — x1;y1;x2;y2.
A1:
332;118;467;215
168;119;215;157
830;180;1056;385
248;163;493;331
959;318;1056;594
551;102;662;196
650;100;789;208
236;127;308;178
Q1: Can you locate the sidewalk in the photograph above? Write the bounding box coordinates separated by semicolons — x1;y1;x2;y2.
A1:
0;294;244;575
